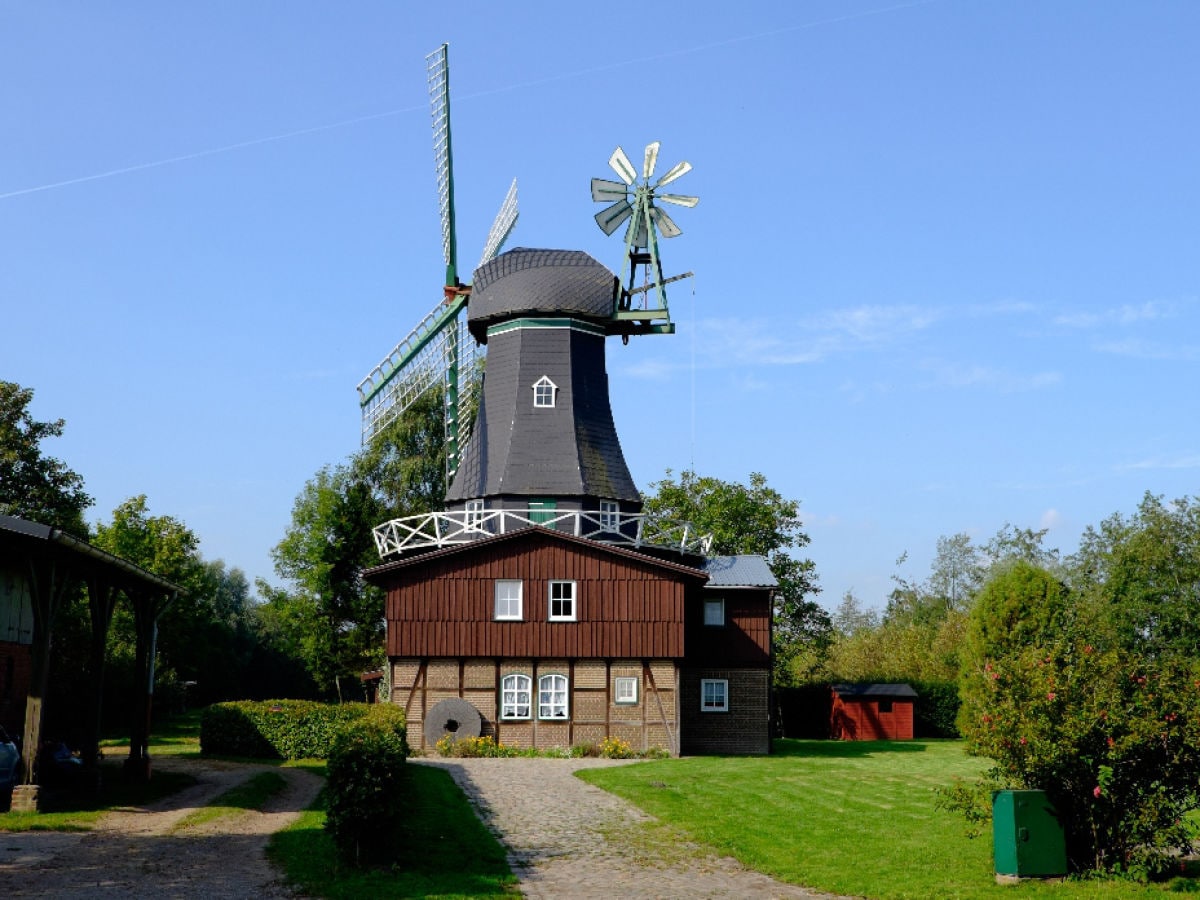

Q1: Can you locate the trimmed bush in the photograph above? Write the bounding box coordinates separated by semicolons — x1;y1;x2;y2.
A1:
200;700;406;760
325;714;409;867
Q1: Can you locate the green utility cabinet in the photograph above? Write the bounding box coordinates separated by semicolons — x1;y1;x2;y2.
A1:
992;790;1067;878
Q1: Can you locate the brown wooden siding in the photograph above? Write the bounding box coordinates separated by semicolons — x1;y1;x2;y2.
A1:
381;537;695;659
830;694;915;741
683;588;772;666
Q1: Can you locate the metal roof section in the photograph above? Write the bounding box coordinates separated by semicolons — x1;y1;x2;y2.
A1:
831;683;919;699
701;554;777;588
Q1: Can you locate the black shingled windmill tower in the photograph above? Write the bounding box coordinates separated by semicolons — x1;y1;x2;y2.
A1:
364;46;702;558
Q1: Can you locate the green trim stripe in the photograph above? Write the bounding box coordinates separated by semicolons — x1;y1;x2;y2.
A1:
486;317;606;338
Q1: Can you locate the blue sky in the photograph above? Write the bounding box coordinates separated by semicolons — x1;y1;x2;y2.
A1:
4;1;1198;611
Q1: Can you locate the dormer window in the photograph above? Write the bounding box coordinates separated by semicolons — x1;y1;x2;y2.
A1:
533;376;557;408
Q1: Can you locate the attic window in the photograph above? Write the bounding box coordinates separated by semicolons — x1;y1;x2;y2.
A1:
533;376;557;408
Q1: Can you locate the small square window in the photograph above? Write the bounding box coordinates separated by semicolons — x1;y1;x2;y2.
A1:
599;500;619;530
533;376;557;408
700;679;728;712
494;580;523;620
614;676;639;705
878;699;893;714
549;580;576;621
703;598;725;627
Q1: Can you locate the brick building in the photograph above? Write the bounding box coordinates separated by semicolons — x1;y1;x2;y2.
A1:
365;249;775;755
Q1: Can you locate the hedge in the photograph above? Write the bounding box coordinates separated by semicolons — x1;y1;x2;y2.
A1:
200;700;407;760
325;715;410;866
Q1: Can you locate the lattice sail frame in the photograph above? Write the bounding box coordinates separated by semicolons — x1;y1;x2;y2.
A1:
357;44;516;479
357;306;480;452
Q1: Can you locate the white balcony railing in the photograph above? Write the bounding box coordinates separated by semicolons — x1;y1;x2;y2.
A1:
372;508;712;559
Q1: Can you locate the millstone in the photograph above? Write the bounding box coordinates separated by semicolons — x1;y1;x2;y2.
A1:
424;697;483;747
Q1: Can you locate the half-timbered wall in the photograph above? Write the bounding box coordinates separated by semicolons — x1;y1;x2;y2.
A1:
392;656;680;754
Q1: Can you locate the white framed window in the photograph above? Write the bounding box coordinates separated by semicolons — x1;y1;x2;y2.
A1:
501;673;532;719
614;676;639;705
701;679;729;712
599;500;619;530
494;580;523;620
703;598;725;627
549;580;576;621
465;499;484;529
532;375;558;408
539;673;569;719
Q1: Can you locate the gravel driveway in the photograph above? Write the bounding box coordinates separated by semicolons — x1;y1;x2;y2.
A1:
418;757;843;899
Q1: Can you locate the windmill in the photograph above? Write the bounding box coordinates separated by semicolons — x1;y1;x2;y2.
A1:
591;142;697;336
357;43;519;479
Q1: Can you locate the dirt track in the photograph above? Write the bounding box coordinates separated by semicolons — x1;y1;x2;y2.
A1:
0;757;321;898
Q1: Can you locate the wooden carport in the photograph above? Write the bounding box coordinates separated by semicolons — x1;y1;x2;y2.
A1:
0;514;182;811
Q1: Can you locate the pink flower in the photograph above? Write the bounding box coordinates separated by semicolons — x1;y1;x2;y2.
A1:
1047;692;1057;701
1093;785;1102;799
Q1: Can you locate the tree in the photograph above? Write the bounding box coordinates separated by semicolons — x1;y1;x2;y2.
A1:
955;559;1200;877
0;380;92;536
1070;492;1200;659
268;466;386;700
263;390;450;701
353;387;447;520
643;470;826;685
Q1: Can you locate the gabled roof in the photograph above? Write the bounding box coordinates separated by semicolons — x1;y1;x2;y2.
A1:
0;514;183;595
363;525;709;584
701;555;776;588
831;683;918;699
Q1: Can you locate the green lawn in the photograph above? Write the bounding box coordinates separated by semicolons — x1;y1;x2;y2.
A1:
578;739;1200;899
267;762;518;899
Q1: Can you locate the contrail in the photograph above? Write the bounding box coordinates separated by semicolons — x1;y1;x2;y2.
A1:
1;0;940;202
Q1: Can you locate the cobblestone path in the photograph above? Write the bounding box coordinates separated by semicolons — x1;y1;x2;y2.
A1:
417;757;845;900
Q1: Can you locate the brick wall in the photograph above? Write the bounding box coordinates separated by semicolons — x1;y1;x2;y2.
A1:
679;667;770;755
390;655;680;754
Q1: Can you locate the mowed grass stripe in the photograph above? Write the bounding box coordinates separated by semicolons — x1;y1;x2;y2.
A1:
578;739;1194;900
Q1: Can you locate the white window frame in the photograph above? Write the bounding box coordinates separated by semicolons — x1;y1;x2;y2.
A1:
501;673;532;720
533;375;558;408
494;579;523;621
599;500;619;530
700;679;729;712
548;580;576;621
465;499;485;530
614;676;639;705
538;673;569;719
703;598;725;627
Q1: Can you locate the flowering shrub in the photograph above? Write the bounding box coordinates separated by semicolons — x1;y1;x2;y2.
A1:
434;734;670;760
599;736;635;759
436;735;515;758
953;562;1200;878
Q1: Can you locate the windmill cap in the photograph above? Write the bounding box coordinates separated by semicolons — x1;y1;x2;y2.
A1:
468;248;619;341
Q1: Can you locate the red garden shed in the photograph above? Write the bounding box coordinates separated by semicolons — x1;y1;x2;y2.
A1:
830;683;917;741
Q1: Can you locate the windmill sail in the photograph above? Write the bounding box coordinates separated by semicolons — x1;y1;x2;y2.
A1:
358;43;518;483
